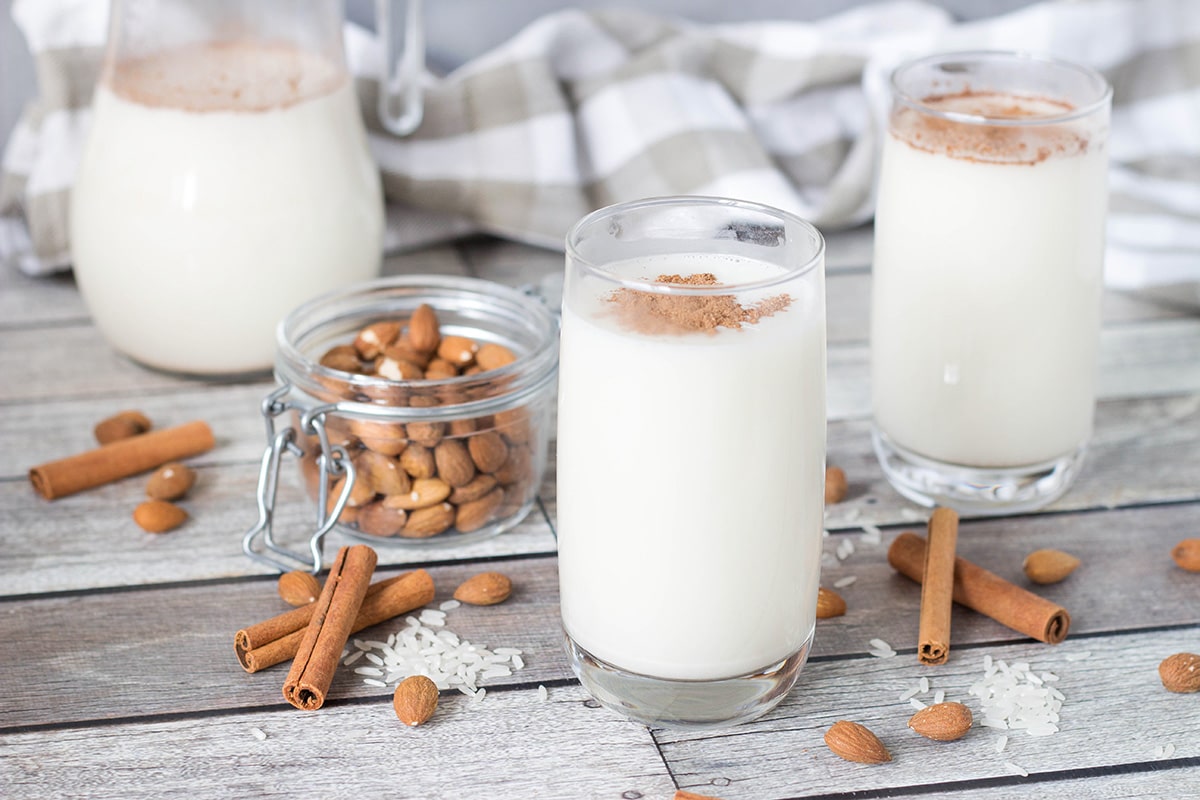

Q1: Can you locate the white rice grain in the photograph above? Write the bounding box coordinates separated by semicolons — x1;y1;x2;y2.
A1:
919;676;930;694
899;686;921;702
439;599;461;611
250;727;267;741
933;690;945;705
1004;761;1029;778
538;684;549;702
833;575;857;588
909;698;927;711
995;735;1008;753
343;650;365;666
363;678;387;688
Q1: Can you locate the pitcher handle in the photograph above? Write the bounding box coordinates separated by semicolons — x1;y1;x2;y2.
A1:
375;0;425;136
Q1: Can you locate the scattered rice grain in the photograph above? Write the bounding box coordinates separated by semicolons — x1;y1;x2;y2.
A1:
363;678;387;688
538;684;549;702
439;599;461;611
919;676;930;693
909;698;927;711
343;650;364;666
1004;761;1029;778
250;727;267;741
995;735;1008;753
900;686;921;702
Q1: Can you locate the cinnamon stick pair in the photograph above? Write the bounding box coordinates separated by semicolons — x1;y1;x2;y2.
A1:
889;530;1071;646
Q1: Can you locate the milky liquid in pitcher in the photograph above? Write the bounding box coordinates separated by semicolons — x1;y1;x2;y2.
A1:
71;41;384;375
871;92;1108;468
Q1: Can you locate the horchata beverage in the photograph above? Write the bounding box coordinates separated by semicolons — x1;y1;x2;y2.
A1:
870;52;1112;513
71;41;384;375
558;197;827;728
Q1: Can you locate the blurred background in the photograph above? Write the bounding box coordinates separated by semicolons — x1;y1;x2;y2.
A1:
1;0;1038;152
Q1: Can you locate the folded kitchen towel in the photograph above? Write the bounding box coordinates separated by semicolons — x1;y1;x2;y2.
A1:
2;0;1199;290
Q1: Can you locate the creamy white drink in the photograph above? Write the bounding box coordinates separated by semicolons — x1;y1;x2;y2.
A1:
872;91;1107;469
71;42;383;375
557;254;826;682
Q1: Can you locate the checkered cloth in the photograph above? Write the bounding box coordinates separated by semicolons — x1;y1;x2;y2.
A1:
3;0;1199;290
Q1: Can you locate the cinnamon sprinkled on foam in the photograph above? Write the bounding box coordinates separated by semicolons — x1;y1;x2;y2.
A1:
606;273;792;335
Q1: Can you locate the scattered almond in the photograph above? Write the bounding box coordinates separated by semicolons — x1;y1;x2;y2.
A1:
824;466;848;505
393;674;439;726
1022;548;1081;584
674;791;723;800
453;571;513;606
816;587;847;619
277;571;321;606
1158;652;1200;693
823;720;891;764
1171;538;1200;573
132;499;187;533
94;410;152;445
145;462;196;501
907;701;973;741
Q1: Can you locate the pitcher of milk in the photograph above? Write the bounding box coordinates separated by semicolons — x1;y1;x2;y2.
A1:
70;0;424;376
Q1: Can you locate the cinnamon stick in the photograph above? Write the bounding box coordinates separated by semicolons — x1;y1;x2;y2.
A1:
29;420;215;500
283;545;377;710
236;569;435;673
889;531;1070;645
917;508;959;665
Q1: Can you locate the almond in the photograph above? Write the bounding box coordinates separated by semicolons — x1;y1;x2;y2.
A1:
434;439;477;487
468;430;510;473
319;344;363;373
448;417;477;437
1022;548;1081;584
816;587;847;619
375;354;425;381
401;502;456;538
492;445;530;486
453;571;512;605
475;343;517;371
393;674;439;726
823;720;891;764
437;334;478;367
449;474;498;504
494;406;532;444
277;571;321;606
331;473;376;509
1158;652;1200;693
408;304;441;355
353;321;401;360
907;701;973;741
349;419;408;457
145;462;196;501
355;500;408;537
354;450;410;496
674;792;723;800
383;477;452;511
824;465;848;505
94;410;152;445
455;487;505;533
406;420;445;448
399;443;437;479
133;500;187;533
425;358;460;380
1171;538;1200;573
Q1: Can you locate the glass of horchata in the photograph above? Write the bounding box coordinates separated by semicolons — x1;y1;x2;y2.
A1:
870;51;1112;514
557;196;827;728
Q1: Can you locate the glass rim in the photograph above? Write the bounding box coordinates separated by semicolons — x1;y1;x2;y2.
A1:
890;50;1113;127
564;195;825;295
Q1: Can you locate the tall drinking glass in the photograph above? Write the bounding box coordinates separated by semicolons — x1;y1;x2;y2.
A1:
557;196;827;728
870;51;1112;514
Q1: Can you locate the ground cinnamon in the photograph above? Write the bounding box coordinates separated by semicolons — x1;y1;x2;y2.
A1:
917;509;959;665
236;569;436;673
283;545;377;710
889;531;1070;645
606;273;791;335
29;420;215;500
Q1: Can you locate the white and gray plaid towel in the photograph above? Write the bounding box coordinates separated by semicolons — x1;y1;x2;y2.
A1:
2;0;1199;290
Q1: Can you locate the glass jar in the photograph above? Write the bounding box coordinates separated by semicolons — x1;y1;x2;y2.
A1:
243;275;559;572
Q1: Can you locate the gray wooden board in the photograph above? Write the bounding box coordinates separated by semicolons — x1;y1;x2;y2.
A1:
4;504;1197;730
659;629;1200;798
0;683;678;800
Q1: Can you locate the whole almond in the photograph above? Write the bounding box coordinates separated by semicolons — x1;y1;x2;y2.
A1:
319;344;363;374
132;500;187;533
823;720;891;764
393;674;439;726
356;500;408;537
908;701;973;741
353;321;401;360
408;304;441;354
349;419;408;456
438;335;479;367
1171;538;1200;573
406;420;446;449
1022;549;1081;584
475;343;517;371
468;430;510;473
824;466;848;505
435;439;477;487
1158;652;1200;693
449;474;498;504
330;473;376;509
401;502;456;538
376;354;425;381
816;587;847;619
399;443;437;479
95;410;152;445
145;462;196;501
278;571;321;606
425;358;460;380
384;477;452;511
455;487;506;533
453;571;512;605
354;450;411;496
674;792;723;800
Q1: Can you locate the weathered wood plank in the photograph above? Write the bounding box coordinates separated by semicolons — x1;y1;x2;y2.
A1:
0;683;676;800
660;629;1200;798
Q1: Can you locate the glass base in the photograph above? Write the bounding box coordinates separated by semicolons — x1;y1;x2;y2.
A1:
564;632;811;730
872;427;1086;515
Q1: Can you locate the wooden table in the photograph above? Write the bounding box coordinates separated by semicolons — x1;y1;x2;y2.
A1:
3;230;1199;799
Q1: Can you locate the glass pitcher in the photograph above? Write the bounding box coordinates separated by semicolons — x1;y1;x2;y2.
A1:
70;0;424;377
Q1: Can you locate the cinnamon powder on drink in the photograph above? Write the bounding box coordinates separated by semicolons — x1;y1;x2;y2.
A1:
606;273;791;335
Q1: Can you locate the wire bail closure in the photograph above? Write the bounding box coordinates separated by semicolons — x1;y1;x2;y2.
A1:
242;384;356;573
